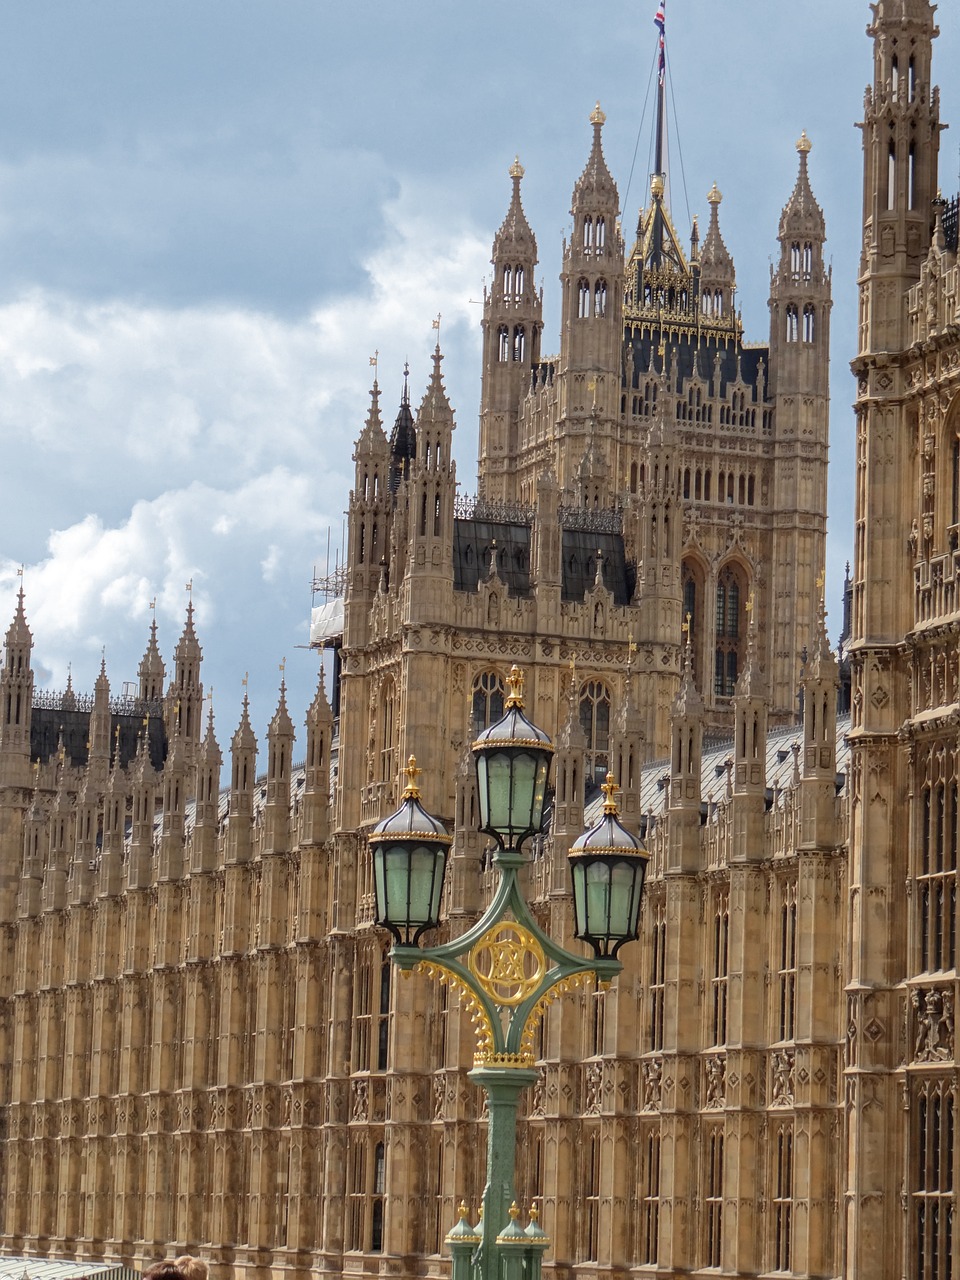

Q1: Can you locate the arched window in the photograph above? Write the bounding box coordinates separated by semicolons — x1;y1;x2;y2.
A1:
683;468;691;499
594;280;607;317
630;461;638;493
582;215;594;249
596;217;605;250
714;289;724;317
802;242;813;279
579;680;611;784
909;142;916;210
909;55;917;102
790;242;801;276
786;305;799;343
498;325;510;362
472;670;505;730
513;325;525;362
502;265;513;295
714;566;745;698
891;54;900;101
514;265;524;297
803;304;816;343
578;279;591;319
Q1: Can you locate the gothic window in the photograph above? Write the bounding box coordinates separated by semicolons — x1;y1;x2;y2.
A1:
712;890;729;1045
892;54;900;100
513;325;525;362
702;292;712;317
358;521;366;564
748;474;756;506
594;280;607;317
888;142;897;211
803;242;813;279
714;289;724;317
649;898;666;1051
583;215;594;250
578;279;591;318
790;242;801;276
377;960;391;1070
803;304;816;342
704;1128;724;1268
433;490;441;536
589;986;606;1057
348;1138;366;1250
683;468;691;499
714;565;744;698
515;265;525;296
786;305;799;343
704;469;712;501
909;142;917;210
639;1128;661;1264
596;216;606;250
472;670;505;730
913;1079;955;1280
378;678;396;783
738;473;746;505
371;1142;386;1252
773;1125;794;1271
917;746;957;973
579;680;611;783
630;461;638;493
584;1131;601;1261
498;325;510;362
909;55;917;103
777;881;798;1041
502;265;513;295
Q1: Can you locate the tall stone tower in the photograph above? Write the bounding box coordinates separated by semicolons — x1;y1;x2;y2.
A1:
847;3;960;1279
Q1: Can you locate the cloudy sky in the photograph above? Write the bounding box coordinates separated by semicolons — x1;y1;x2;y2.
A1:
0;1;957;755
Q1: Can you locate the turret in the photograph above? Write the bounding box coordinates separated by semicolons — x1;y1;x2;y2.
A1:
345;379;392;645
99;739;127;898
262;675;295;856
128;724;158;890
799;587;839;850
87;656;112;786
300;667;333;848
730;605;767;860
158;724;187;881
19;769;45;917
859;0;941;355
699;184;736;324
478;158;542;503
138;615;165;704
0;587;34;788
226;693;257;866
192;703;222;873
405;345;457;600
42;749;74;911
166;603;204;769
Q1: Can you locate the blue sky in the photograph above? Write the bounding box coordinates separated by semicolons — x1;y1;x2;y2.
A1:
0;2;956;751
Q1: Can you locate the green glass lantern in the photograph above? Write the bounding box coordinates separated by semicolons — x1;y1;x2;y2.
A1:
370;756;452;945
569;773;648;958
472;665;554;850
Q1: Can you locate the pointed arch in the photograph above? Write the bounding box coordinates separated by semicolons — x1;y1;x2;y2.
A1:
714;559;749;698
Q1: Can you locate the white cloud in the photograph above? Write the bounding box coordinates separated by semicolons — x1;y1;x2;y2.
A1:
0;191;489;745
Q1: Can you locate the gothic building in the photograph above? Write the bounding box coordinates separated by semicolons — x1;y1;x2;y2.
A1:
0;3;953;1280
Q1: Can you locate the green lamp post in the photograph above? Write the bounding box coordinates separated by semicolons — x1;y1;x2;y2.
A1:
369;664;648;1280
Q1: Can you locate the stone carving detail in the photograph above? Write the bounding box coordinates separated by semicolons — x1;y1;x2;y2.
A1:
351;1078;369;1123
531;1069;545;1118
771;1049;795;1107
912;987;954;1063
642;1058;662;1110
584;1061;603;1115
704;1055;725;1109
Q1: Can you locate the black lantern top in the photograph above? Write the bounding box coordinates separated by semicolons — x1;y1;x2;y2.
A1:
568;774;648;958
372;756;451;845
472;665;554;850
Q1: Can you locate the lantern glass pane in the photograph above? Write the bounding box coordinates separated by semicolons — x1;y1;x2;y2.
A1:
485;752;517;835
571;861;587;936
408;846;440;925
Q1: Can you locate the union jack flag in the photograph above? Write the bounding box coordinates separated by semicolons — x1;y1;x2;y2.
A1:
654;1;666;84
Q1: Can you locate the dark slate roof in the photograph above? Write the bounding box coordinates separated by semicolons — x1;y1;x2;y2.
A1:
624;329;769;393
454;520;532;595
31;705;167;771
561;530;633;605
453;518;634;605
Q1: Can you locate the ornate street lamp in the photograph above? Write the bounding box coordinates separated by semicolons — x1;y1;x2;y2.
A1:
370;756;452;945
371;664;646;1280
569;774;648;959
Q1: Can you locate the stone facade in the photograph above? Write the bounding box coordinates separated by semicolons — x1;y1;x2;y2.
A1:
0;3;955;1279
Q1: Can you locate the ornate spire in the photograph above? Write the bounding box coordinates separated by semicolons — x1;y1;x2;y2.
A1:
778;132;825;242
494;157;537;256
572;102;618;208
356;374;390;459
700;183;735;284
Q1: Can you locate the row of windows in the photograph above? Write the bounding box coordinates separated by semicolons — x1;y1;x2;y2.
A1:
497;324;527;362
682;563;750;702
789;242;816;280
627;389;767;431
581;214;607;252
501;263;526;300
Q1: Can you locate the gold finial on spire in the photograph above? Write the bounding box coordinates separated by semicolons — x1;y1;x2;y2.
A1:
682;612;692;638
509;155;525;181
509;1202;520;1221
529;1203;541;1223
401;754;422;800
650;173;665;200
707;182;722;205
796;130;812;154
601;772;621;816
505;664;525;709
590;101;606;127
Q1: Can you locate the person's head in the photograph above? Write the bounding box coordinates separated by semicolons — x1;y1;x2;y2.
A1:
142;1264;186;1280
175;1257;209;1280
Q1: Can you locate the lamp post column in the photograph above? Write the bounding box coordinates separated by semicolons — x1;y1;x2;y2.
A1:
470;1065;539;1280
